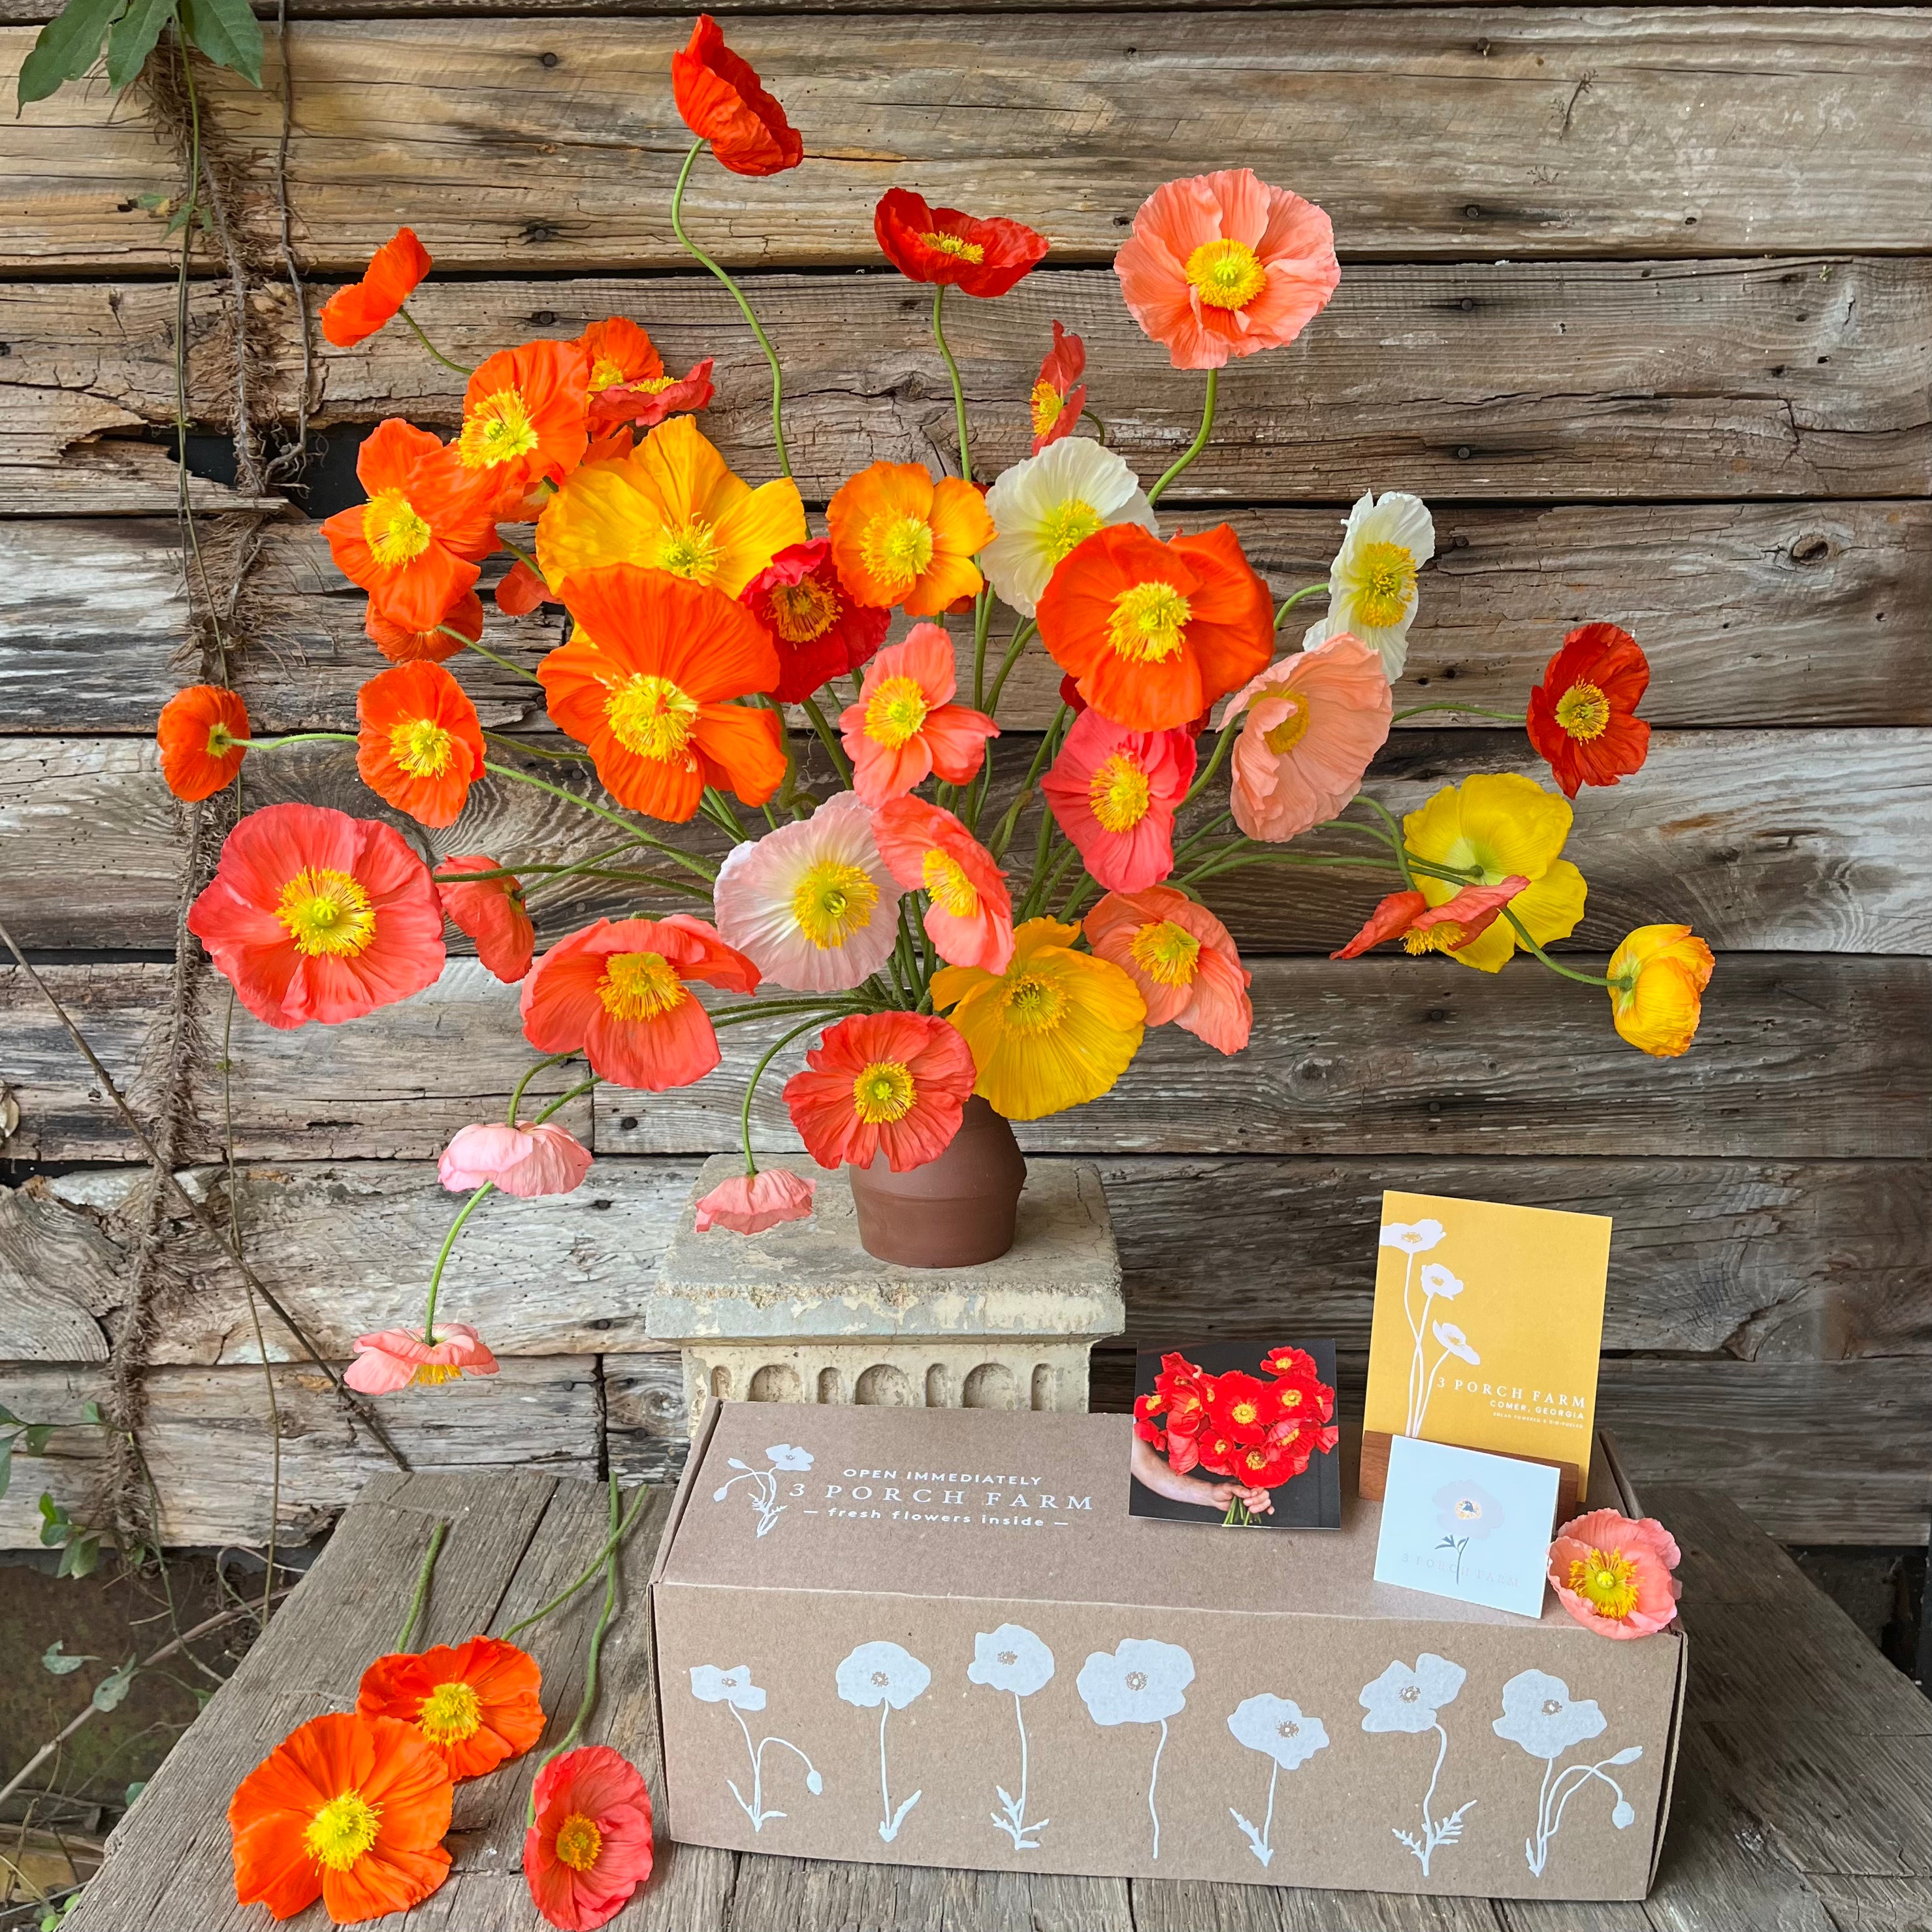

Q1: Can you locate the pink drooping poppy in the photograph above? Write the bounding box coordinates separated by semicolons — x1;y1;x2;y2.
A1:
870;796;1015;972
438;1121;593;1198
693;1167;816;1234
345;1323;500;1394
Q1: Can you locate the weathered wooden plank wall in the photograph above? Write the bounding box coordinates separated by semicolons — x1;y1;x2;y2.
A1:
1;3;1926;1551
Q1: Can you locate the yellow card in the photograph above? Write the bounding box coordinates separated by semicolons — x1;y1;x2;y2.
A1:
1364;1190;1611;1484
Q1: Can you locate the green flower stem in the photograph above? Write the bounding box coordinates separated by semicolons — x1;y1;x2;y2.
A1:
393;1521;449;1653
1057;872;1100;923
1181;847;1401;886
702;786;750;842
982;617;1037;718
398;304;475;378
1169;807;1234;869
1146;367;1218;507
482;761;719;882
969;587;994;711
1502;908;1611;986
988;701;1067;861
498;534;540;572
671;138;791;477
1273;581;1330;630
1389;701;1528;726
1353;796;1417;889
232;732;356;750
527;1477;623;1827
800;696;852;786
507;1052;575;1128
502;1483;652;1639
1182;722;1238;811
931;283;974;485
739;1013;848;1176
1027;842;1082;919
1079;408;1109;443
443;629;543;685
483;731;591;763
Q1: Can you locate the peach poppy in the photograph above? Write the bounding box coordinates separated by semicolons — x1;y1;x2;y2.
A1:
524;1744;655;1931
188;803;445;1031
1528;622;1652;799
365;588;484;665
826;460;995;617
741;539;890;703
672;14;803;177
496;560;549;617
1040;709;1196;892
1330;878;1530;959
694;1167;816;1234
438;1120;591;1197
1030;321;1087;453
838;624;997;805
1114;168;1339;371
1217;632;1392;843
355;661;485;829
1330;888;1426;961
322;419;500;636
157;683;248;801
435;853;535;982
592;358;715;435
344;1323;499;1394
1085;885;1252;1054
1548;1509;1682;1639
784;1011;978;1172
871;795;1014;972
873;187;1048;299
457;338;592;511
319;228;432;349
539;564;785;822
521;914;758;1091
357;1637;545;1782
1607;924;1715;1059
1036;522;1272;730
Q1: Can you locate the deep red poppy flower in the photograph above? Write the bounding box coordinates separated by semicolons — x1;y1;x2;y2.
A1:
1527;622;1652;798
1205;1369;1281;1445
873;187;1048;298
740;538;889;703
1030;321;1087;453
672;14;803;177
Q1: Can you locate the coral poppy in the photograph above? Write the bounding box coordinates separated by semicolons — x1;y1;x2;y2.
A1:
871;795;1014;972
1403;876;1532;956
355;661;485;829
873;187;1048;298
357;1637;545;1782
981;440;1157;620
1036;522;1273;731
229;1712;452;1925
740;538;890;704
1607;924;1715;1059
319;228;433;350
838;624;999;805
521;913;759;1091
1330;888;1426;961
1041;709;1195;893
826;460;995;617
933;917;1146;1121
672;14;803;178
344;1323;500;1394
1084;885;1252;1054
435;853;535;982
322;419;500;636
711;790;903;992
1114;168;1339;371
365;588;485;665
536;415;806;600
157;683;248;802
1029;321;1087;453
539;564;785;822
1548;1509;1682;1639
523;1744;655;1931
438;1120;592;1197
494;562;549;617
455;338;592;512
592;358;716;435
694;1167;816;1234
1299;491;1436;681
1217;632;1392;843
188;803;445;1030
783;1011;978;1171
1528;622;1653;799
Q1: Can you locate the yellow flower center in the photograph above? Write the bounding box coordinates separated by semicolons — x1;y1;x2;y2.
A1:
554;1812;604;1874
459;387;541;470
362;489;432;569
1262;694;1311;756
1569;1545;1641;1620
766;576;839;644
1127;918;1201;987
276;868;376;959
1038;497;1104;566
417;1679;483;1745
1184;237;1268;311
1003;971;1065;1035
1402;924;1465;956
588;356;628;393
651;518;723;584
598;950;688;1022
861;515;936;596
1348;541;1418;630
630;374;675;394
389;715;455;777
1554;680;1611;741
1231;1399;1258;1426
605;673;699;764
411;1362;464;1386
1281;1387;1302;1408
1029;380;1064;441
1107;579;1191;663
852;1059;916;1124
923;230;985;265
790;859;879;949
1088;752;1152;833
863;675;931;750
921;848;979;917
206;718;238;757
304;1792;381;1872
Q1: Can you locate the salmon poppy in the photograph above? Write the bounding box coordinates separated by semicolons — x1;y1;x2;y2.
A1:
229;1712;452;1924
871;795;1014;972
523;1744;655;1931
1330;877;1531;960
1036;523;1273;731
592;358;716;435
157;683;248;801
826;460;995;617
1330;888;1426;961
364;588;484;665
741;539;890;703
671;13;803;178
345;1323;499;1394
320;228;432;350
457;338;592;511
440;1120;591;1197
436;852;535;982
357;1636;545;1782
838;623;997;805
323;420;501;636
521;913;759;1091
873;187;1048;298
188;803;446;1030
694;1167;816;1234
1030;321;1087;453
1040;708;1196;892
1084;885;1252;1054
783;1011;979;1172
355;662;485;829
539;564;785;822
1528;622;1652;799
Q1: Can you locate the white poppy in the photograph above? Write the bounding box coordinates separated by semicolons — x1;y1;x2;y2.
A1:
1432;1482;1502;1542
1419;1263;1464;1299
1493;1669;1608;1760
1359;1653;1466;1734
1227;1694;1330;1771
1379;1218;1446;1255
1432;1320;1480;1366
765;1443;813;1471
689;1663;767;1711
835;1639;931;1712
1302;489;1436;680
1076;1637;1195;1727
968;1623;1055;1699
981;440;1158;618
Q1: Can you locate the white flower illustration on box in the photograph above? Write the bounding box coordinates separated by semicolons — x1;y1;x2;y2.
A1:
1494;1668;1643;1876
689;1664;822;1831
967;1624;1055;1851
835;1640;931;1843
1380;1219;1481;1437
1225;1694;1328;1867
1075;1637;1195;1861
1359;1652;1475;1876
1432;1479;1503;1586
711;1442;813;1538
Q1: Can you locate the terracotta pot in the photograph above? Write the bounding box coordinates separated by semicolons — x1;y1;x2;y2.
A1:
847;1095;1027;1267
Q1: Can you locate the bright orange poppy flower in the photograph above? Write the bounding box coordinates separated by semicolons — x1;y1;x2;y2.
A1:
576;317;663;397
671;14;803;177
157;683;249;801
457;338;592;511
320;228;432;349
364;588;483;665
436;853;535;982
826;460;994;616
357;1635;545;1783
355;661;486;828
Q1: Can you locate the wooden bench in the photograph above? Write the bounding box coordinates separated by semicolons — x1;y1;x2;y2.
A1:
61;1474;1931;1932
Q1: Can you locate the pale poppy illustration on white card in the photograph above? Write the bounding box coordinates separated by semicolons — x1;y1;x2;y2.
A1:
1374;1435;1559;1618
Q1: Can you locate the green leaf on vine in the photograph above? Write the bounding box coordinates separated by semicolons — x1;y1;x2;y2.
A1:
16;0;127;110
178;0;261;86
105;0;174;91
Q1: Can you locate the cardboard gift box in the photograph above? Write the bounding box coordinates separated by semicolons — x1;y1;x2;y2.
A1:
650;1402;1684;1901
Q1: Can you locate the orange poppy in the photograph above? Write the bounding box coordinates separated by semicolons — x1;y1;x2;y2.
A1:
229;1712;452;1924
826;460;993;616
436;853;535;982
457;338;592;511
157;683;249;801
320;228;432;349
355;662;486;828
357;1635;545;1783
671;14;803;177
364;588;483;666
576;317;662;396
495;561;549;616
540;564;784;822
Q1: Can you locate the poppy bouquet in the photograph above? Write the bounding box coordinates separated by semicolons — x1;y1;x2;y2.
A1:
156;14;1715;1389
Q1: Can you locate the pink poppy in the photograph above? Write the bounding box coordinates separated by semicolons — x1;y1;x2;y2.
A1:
1040;708;1195;892
1548;1509;1682;1639
838;624;997;805
345;1323;500;1394
438;1121;593;1198
870;796;1014;972
1084;886;1253;1054
694;1167;816;1234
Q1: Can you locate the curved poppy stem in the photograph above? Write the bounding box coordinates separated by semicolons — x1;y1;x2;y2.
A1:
1274;581;1330;630
481;760;720;882
1146;368;1218;507
231;732;355;751
440;625;543;686
1389;701;1527;726
1182;723;1238;810
931;283;973;485
1502;908;1612;987
527;1477;624;1827
739;1012;850;1176
393;1520;448;1653
507;1051;575;1128
502;1482;651;1638
800;696;852;786
397;304;474;378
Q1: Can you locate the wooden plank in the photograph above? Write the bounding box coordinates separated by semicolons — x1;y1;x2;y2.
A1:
6;14;1928;273
1132;1878;1502;1929
602;1351;690;1487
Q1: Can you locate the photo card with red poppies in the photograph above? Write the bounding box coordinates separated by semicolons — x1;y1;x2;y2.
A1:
1129;1340;1343;1529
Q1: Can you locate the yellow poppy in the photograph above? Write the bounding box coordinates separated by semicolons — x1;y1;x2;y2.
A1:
1402;771;1586;973
535;415;806;598
932;917;1145;1119
1607;924;1714;1057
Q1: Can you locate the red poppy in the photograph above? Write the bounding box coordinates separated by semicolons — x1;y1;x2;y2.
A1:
523;1744;654;1931
740;538;889;703
1153;1353;1210;1440
782;1011;978;1173
1041;709;1196;892
671;14;803;178
355;661;486;829
320;228;432;349
365;589;484;665
1133;1391;1169;1452
1527;622;1652;799
457;338;592;513
1030;321;1087;453
157;684;248;801
873;187;1048;298
1330;888;1426;960
494;562;549;617
357;1636;544;1783
1205;1370;1279;1445
1330;877;1530;959
436;854;535;982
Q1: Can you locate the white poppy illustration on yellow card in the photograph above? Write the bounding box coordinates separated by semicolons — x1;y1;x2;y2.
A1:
1364;1191;1610;1484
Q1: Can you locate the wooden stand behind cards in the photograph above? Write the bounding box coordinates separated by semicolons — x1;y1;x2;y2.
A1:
1359;1427;1582;1523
